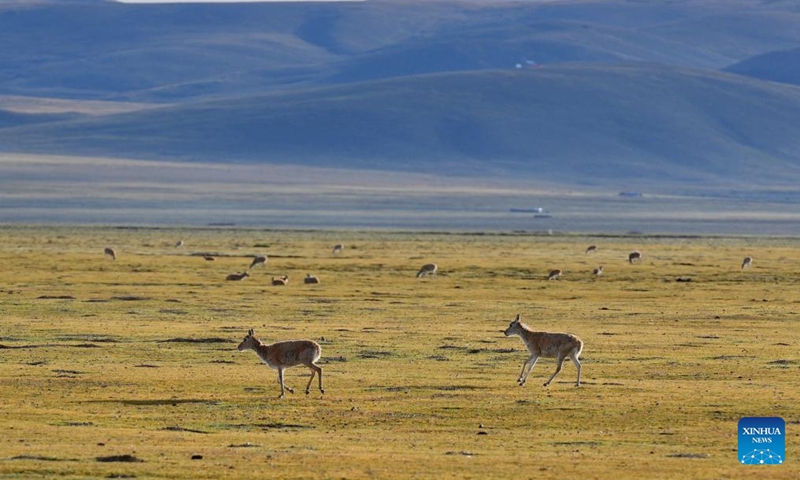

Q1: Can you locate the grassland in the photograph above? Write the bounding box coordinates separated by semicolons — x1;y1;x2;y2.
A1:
0;225;798;479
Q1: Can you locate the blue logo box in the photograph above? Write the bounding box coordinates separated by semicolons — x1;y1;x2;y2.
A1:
739;417;785;465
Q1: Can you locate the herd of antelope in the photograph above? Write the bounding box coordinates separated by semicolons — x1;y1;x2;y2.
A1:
99;240;754;398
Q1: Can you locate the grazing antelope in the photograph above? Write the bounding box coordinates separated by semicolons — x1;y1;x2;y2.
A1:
104;247;116;261
547;269;562;280
585;245;597;254
628;251;642;263
175;240;184;248
416;263;438;278
741;256;753;270
237;329;324;398
249;255;268;269
203;255;215;261
272;275;289;286
503;314;583;387
226;271;250;281
332;244;344;255
593;265;604;276
304;274;320;284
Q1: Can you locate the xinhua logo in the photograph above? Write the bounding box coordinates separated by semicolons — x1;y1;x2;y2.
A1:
739;417;785;465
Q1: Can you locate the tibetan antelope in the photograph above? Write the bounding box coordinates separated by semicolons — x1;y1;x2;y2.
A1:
741;256;753;270
272;275;289;286
585;245;597;254
304;274;320;284
332;244;344;255
203;255;215;261
416;263;438;278
593;265;604;276
503;314;583;387
237;329;324;398
175;240;184;248
104;247;116;261
628;251;642;263
249;255;268;269
547;269;562;280
226;271;250;281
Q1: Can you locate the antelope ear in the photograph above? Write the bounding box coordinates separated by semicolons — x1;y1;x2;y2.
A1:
248;328;254;336
514;314;521;322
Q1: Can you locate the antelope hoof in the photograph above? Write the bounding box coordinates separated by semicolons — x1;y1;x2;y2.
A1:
543;382;550;387
305;389;310;395
320;388;325;394
278;393;285;399
286;387;294;394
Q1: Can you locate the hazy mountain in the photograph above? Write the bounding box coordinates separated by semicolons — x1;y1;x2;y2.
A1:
4;64;800;189
725;47;800;86
2;0;800;101
3;0;800;193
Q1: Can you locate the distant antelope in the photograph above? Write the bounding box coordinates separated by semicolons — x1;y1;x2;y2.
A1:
628;251;642;263
741;256;753;270
593;265;604;276
272;275;289;286
547;269;562;280
175;240;184;248
585;245;597;254
203;255;215;261
104;247;116;261
226;271;250;281
332;244;344;255
237;329;324;398
416;263;438;278
504;314;583;387
249;255;268;269
304;274;320;284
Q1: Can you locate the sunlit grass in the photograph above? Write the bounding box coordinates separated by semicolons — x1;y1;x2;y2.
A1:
0;226;798;478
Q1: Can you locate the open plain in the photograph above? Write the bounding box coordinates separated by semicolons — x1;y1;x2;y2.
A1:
0;226;798;479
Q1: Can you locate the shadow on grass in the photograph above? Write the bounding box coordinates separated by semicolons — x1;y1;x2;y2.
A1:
87;398;219;406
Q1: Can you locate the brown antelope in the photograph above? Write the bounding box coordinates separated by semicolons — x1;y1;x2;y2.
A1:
332;244;344;255
741;256;753;270
203;255;215;261
175;240;184;248
304;274;320;284
249;255;268;269
628;251;642;263
237;329;324;398
547;269;562;280
585;245;597;254
503;314;584;387
416;263;438;278
593;265;604;276
104;247;116;261
272;275;289;286
226;271;250;281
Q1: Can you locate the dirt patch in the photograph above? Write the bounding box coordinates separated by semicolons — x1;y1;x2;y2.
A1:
159;338;229;344
96;454;144;463
162;426;209;434
11;455;75;461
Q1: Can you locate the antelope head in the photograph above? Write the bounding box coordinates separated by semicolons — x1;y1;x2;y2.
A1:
504;314;523;337
238;329;258;351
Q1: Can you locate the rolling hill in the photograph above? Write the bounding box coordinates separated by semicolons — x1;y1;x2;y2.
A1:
4;64;800;189
725;47;800;86
2;0;800;101
3;0;800;194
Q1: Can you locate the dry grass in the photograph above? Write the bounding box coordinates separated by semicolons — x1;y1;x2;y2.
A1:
0;226;798;479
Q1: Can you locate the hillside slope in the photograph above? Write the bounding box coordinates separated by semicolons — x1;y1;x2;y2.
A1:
3;0;800;101
725;47;800;86
4;64;800;188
